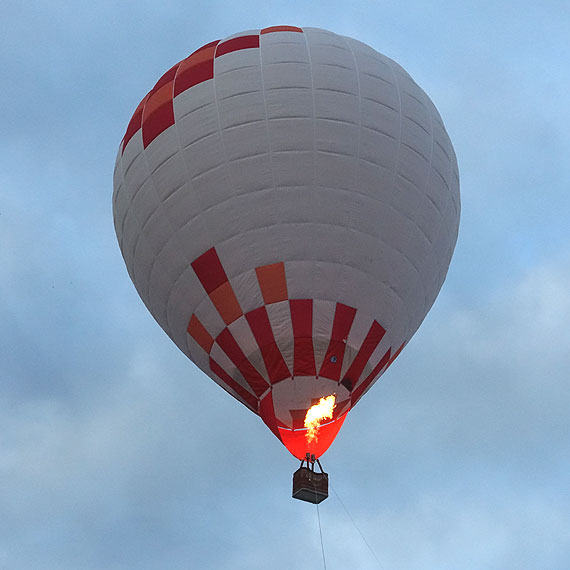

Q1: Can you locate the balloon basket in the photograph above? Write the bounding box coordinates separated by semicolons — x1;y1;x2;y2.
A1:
292;453;329;504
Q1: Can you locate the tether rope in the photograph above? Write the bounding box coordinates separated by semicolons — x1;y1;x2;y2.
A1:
331;483;386;569
316;499;327;570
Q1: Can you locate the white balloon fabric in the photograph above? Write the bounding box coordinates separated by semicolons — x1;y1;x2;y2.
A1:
113;26;460;459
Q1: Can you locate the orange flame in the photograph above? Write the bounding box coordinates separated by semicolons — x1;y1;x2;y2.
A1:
304;395;336;444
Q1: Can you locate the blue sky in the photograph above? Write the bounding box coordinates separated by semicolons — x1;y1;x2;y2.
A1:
1;1;569;569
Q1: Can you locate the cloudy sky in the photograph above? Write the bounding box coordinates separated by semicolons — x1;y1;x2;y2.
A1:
2;1;569;569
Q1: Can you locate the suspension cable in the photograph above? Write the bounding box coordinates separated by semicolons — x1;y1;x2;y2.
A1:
316;500;327;570
330;483;386;570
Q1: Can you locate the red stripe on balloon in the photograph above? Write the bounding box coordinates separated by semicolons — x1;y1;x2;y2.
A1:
209;281;243;325
174;60;214;96
342;321;386;387
191;247;228;294
123;95;148;150
259;391;284;440
150;63;179;93
191;248;243;325
215;328;269;397
209;357;258;411
193;39;221;54
255;262;288;305
261;26;303;34
187;314;214;353
174;41;219;97
215;35;260;57
245;307;290;383
386;341;406;369
290;299;316;376
142;103;175;147
141;63;181;148
318;303;357;381
351;347;391;405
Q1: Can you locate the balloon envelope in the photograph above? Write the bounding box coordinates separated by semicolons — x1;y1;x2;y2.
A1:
113;26;460;459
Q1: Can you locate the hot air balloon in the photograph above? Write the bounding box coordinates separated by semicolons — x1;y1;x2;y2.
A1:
112;26;460;499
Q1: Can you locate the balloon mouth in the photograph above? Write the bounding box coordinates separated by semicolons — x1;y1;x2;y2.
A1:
259;389;348;459
257;373;353;459
277;413;348;459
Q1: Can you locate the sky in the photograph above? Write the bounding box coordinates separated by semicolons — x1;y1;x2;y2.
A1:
1;1;569;569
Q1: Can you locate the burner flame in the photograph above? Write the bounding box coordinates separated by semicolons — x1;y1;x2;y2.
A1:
304;395;336;444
